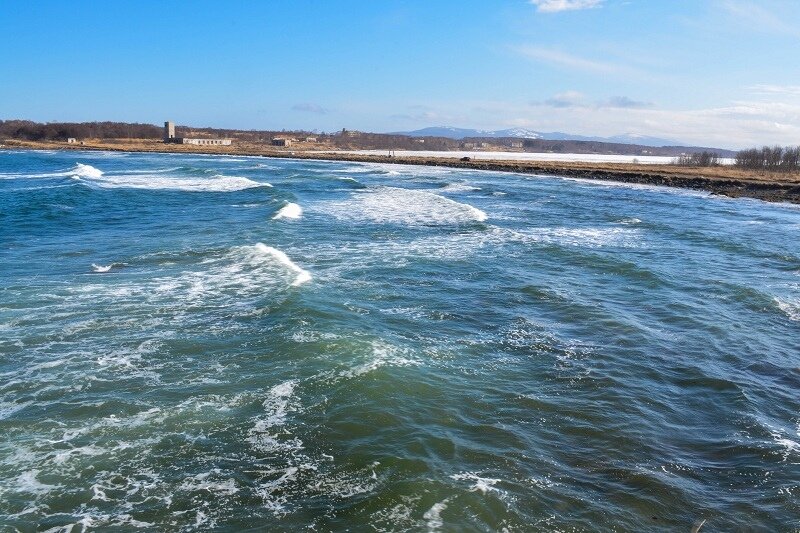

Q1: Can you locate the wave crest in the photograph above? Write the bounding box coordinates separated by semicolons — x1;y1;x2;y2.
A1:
272;202;303;220
319;186;487;225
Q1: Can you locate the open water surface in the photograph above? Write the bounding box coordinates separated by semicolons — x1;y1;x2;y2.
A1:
1;150;799;531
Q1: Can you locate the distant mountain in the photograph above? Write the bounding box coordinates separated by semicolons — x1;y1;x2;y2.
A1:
390;126;541;140
391;126;680;147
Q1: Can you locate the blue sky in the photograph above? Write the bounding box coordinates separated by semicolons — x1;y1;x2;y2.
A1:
1;0;799;148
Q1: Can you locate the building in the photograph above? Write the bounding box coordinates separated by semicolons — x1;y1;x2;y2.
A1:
272;138;292;147
304;137;317;143
510;141;523;148
163;120;231;145
67;138;77;144
179;138;231;146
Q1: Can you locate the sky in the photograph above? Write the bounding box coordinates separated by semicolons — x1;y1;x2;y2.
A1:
1;0;799;148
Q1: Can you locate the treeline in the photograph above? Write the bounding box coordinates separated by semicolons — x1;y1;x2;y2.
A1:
735;145;800;172
0;120;162;141
673;151;722;167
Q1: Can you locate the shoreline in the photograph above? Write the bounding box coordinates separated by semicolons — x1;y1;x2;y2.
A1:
4;139;800;204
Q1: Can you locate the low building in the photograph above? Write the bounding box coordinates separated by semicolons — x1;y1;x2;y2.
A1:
272;138;292;147
162;121;231;145
510;141;523;148
304;137;317;143
67;138;77;144
178;138;231;146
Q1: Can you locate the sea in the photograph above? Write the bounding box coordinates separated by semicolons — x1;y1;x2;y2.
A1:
1;149;798;531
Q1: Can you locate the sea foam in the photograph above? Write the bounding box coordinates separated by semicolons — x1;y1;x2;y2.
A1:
319;186;487;225
86;173;269;192
272;202;303;220
253;244;311;286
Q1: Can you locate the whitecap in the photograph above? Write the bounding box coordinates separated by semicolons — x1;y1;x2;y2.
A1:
339;341;419;379
774;297;799;322
80;173;270;192
440;182;481;192
423;498;450;532
272;202;303;220
70;163;104;179
319;186;487;225
451;472;503;494
252;244;311;286
91;263;112;273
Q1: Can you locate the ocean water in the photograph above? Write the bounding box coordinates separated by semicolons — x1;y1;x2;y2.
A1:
0;149;798;532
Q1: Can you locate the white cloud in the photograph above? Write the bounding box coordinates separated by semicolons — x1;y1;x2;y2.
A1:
388;97;800;149
720;1;800;38
515;46;632;74
750;84;800;97
544;91;587;108
530;0;604;13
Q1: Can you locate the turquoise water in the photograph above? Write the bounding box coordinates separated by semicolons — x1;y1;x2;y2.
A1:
1;149;799;531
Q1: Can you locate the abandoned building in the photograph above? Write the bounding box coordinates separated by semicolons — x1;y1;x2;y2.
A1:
163;121;232;146
272;138;292;147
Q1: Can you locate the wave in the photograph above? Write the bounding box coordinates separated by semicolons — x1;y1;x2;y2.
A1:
82;173;270;192
252;243;311;286
319;186;488;225
0;162;103;180
440;182;482;192
272;202;303;220
514;226;643;248
70;163;104;178
774;297;799;321
91;263;112;273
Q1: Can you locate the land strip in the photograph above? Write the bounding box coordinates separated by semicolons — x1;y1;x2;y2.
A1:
4;139;800;204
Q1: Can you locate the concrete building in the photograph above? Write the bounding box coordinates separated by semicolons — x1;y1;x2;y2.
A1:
272;138;292;147
510;141;523;148
179;138;231;146
164;121;175;141
67;138;77;144
163;120;231;145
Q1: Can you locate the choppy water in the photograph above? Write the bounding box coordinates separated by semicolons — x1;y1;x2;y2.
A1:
1;149;799;532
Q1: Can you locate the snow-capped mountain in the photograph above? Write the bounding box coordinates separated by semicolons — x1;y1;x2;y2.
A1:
391;126;680;147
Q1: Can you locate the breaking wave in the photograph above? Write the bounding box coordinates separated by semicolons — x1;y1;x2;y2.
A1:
252;243;311;286
272;202;303;220
319;186;487;225
81;173;270;192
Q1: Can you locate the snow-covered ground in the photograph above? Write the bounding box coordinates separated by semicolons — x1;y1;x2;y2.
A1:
323;150;735;165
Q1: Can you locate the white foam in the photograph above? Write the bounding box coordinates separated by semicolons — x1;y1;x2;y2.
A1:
775;297;799;321
451;472;503;495
440;182;481;192
16;470;60;495
423;498;450;532
339;341;419;379
70;163;104;178
91;263;112;273
253;244;311;286
82;173;270;192
272;202;303;220
319;186;487;225
516;226;642;248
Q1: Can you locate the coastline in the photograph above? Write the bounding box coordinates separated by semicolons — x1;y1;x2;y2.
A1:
4;139;800;204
